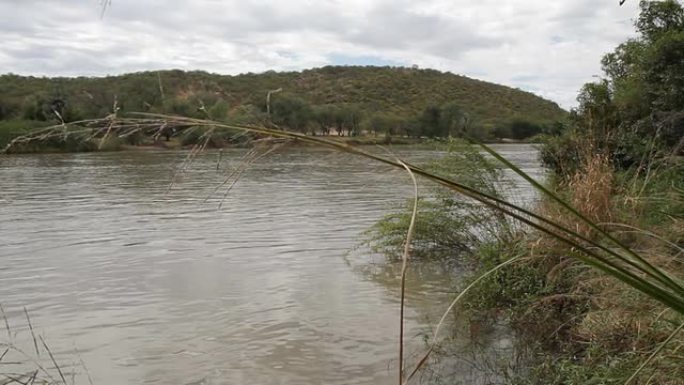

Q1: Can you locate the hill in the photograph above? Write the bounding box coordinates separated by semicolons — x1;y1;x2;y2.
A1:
0;66;567;143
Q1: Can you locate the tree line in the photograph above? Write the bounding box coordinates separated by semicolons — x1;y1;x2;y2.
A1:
0;66;568;149
0;87;560;145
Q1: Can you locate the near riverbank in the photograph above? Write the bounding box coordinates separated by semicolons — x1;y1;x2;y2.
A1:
365;3;684;382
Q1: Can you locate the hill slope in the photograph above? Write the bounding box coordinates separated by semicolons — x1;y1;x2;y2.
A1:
0;66;566;135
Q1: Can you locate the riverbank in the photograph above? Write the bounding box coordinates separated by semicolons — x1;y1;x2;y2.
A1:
366;3;684;381
1;135;426;154
458;151;683;384
363;137;683;384
0;119;537;154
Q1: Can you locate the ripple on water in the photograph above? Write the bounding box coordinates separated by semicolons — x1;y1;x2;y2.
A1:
0;145;539;385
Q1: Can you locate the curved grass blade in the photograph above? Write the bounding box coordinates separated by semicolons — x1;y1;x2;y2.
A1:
397;159;419;385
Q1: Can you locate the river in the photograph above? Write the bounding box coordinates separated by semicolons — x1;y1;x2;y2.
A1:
0;144;540;385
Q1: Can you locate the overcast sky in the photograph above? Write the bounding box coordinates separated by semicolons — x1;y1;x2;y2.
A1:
0;0;640;108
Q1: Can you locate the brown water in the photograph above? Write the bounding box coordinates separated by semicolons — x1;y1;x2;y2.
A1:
0;144;539;385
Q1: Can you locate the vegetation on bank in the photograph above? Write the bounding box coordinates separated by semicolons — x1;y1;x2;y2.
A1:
0;66;567;152
366;1;684;383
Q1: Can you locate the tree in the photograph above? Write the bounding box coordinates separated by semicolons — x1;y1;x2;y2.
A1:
575;81;619;134
601;40;647;81
643;30;684;110
208;100;230;121
366;112;401;137
636;0;684;42
543;0;684;173
333;104;363;136
164;98;198;119
270;94;313;133
419;104;442;138
229;104;264;125
439;102;468;137
312;105;338;135
508;120;543;140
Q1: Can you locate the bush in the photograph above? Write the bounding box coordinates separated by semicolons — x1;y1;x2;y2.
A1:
363;139;513;262
0;119;49;149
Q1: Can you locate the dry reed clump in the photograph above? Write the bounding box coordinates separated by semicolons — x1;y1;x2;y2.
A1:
514;153;617;308
567;153;614;235
525;153;615;272
523;153;612;283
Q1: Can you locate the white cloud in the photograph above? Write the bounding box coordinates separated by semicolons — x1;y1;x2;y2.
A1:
0;0;641;108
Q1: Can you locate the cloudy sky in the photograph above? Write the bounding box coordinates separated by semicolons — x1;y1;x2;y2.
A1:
0;0;640;108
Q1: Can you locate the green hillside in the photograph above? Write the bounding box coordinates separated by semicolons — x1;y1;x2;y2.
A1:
0;66;567;145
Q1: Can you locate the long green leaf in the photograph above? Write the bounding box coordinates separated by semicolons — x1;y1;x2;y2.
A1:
475;141;684;296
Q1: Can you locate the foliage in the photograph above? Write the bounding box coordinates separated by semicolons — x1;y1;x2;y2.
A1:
0;119;101;153
363;139;513;262
543;0;684;175
0;66;567;148
506;120;544;140
270;93;313;133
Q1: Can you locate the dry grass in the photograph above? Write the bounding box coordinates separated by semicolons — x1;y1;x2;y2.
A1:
568;154;614;230
537;153;614;242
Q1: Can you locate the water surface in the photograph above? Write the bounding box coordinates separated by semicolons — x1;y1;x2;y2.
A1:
0;144;539;384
